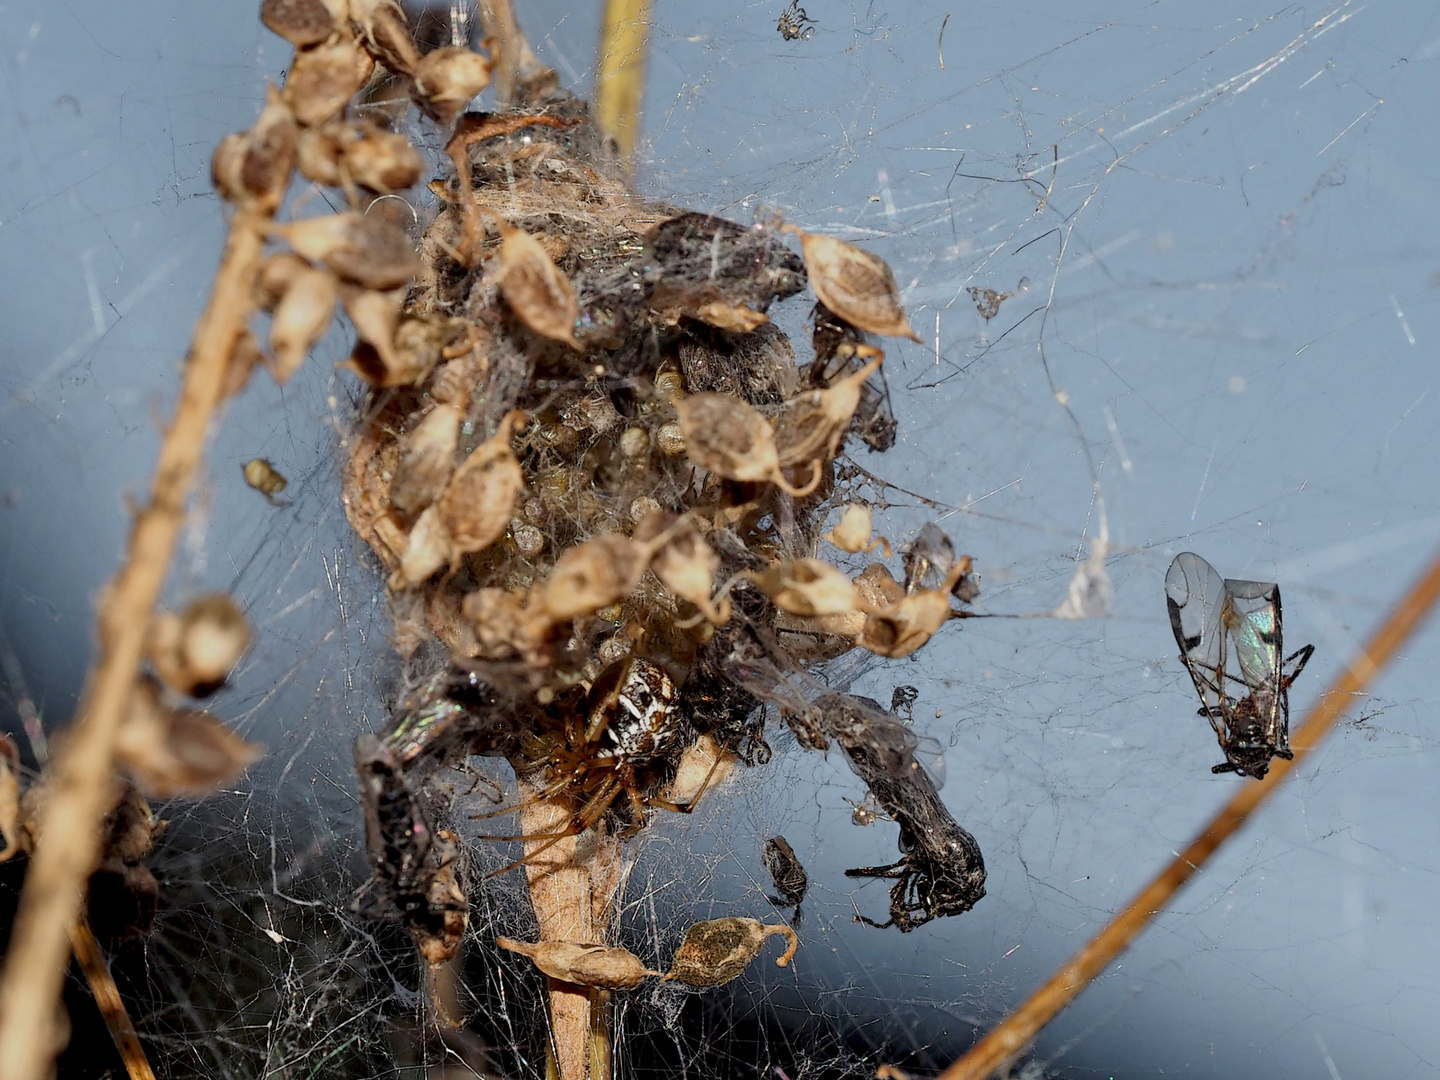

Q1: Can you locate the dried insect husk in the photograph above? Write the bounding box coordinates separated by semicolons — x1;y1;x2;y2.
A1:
784;226;922;341
675;393;821;497
243;457;288;497
823;503;888;555
436;410;525;556
393;503;450;587
296;121;424;193
664;733;737;806
260;0;347;46
148;594;252;697
279;212;420;290
651;529;731;624
747;559;864;618
350;0;421;75
0;736;22;861
773;349;883;467
389;403;461;517
285;37;375;128
268;265;338;382
856;559;970;658
665;917;798;987
117;680;264;799
211;93;297;211
536;534;651;623
489;219;582;348
412;46;492;126
496;938;660;991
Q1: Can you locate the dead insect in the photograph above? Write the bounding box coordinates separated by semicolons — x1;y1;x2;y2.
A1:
776;0;817;41
966;277;1029;322
761;835;808;908
242;458;288;501
1165;552;1315;779
664;917;798;986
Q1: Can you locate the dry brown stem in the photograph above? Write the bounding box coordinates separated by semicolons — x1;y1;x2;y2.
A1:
935;540;1440;1080
0;208;269;1080
69;916;156;1080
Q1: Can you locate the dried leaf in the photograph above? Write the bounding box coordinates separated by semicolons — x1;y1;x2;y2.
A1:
148;594;252;697
665;917;798;987
747;559;863;618
284;37;374;128
412;46;492;126
773;348;883;467
493;219;581;348
496;937;660;991
674;393;821;498
436;410;525;556
784;226;922;341
537;534;651;622
389;403;461;517
268;265;337;382
279;213;420;290
259;0;346;47
118;681;263;799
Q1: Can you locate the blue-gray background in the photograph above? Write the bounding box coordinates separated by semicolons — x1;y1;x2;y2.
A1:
2;1;1438;1077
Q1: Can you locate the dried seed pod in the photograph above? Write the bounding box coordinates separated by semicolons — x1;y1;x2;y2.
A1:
461;588;537;660
665;917;799;987
268;265;338;382
536;534;651;622
284;37;374;128
388;315;447;388
747;559;862;618
430;350;485;406
148;594;252;697
389;403;461;516
674;393;821;497
852;561;905;610
341;284;405;383
260;0;347;46
773;348;883;467
496;938;660;991
278;213;420;290
822;503;889;555
296;121;424;193
211;93;297;211
117;680;263;799
412;46;492;126
435;410;525;557
243;458;288;500
254;252;312;312
224;329;265;399
856;558;970;658
783;226;921;341
653;421;685;457
351;0;421;75
491;218;581;348
692;300;768;333
651;529;731;623
393;503;449;587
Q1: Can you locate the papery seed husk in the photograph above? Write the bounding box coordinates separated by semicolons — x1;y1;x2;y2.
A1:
663;734;736;806
773;351;883;467
389;403;461;517
857;589;952;659
538;534;651;622
117;680;263;799
853;562;905;610
824;504;874;553
341;124;424;192
393;504;450;587
692;301;768;333
674;394;780;484
294;125;346;187
496;938;659;991
412;46;492;126
436;411;525;557
341;284;404;383
269;266;338;382
786;227;922;341
254;252;312;312
148;595;251;698
461;588;537;660
242;95;298;210
652;530;730;624
260;0;347;47
352;0;422;75
494;221;582;348
665;918;798;988
749;559;862;617
225;329;265;399
0;735;20;861
282;213;420;290
285;38;374;128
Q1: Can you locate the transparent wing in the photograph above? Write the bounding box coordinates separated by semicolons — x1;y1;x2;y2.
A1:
1223;578;1285;739
1165;552;1227;714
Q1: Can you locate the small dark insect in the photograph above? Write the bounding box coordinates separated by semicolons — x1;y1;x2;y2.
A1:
762;835;809;908
776;0;817;41
1165;552;1315;779
813;694;986;931
890;685;919;721
966;278;1028;322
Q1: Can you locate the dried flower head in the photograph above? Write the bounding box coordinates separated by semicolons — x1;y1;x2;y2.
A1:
242;458;288;500
412;46;492;125
211;92;297;211
747;559;863;618
117;680;263;799
665;917;799;987
823;503;888;555
496;938;661;991
259;0;347;46
856;558;972;658
435;410;526;556
773;347;883;467
388;403;461;517
278;212;420;290
783;226;922;341
268;264;337;382
148;594;252;697
674;393;821;497
491;217;582;348
295;120;424;193
284;37;375;128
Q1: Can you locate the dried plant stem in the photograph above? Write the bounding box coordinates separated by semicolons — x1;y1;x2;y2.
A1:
937;542;1440;1080
595;0;653;164
69;916;157;1080
0;208;269;1080
476;0;551;106
520;789;623;1080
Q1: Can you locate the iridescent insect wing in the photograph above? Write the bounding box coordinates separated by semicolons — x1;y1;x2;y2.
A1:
1165;552;1228;715
1222;578;1285;739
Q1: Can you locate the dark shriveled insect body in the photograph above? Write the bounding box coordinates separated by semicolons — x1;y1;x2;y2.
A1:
762;835;808;908
811;694;986;931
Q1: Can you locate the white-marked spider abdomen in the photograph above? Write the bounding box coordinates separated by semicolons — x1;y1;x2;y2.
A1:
585;657;680;763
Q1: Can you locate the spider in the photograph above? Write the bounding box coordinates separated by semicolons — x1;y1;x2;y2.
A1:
776;0;817;41
474;656;719;876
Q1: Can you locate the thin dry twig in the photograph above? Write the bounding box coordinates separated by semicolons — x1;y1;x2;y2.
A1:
69;916;157;1080
0;208;269;1080
934;541;1440;1080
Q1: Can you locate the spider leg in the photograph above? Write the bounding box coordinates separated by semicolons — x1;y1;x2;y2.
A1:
649;739;729;814
482;775;622;879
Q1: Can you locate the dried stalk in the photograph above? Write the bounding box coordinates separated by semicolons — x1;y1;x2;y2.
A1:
936;541;1440;1080
69;916;157;1080
0;208;268;1080
595;0;653;164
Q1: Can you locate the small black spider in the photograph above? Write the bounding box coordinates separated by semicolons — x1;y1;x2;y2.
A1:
777;0;816;41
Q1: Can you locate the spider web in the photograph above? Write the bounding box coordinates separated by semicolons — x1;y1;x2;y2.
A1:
3;1;1440;1077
